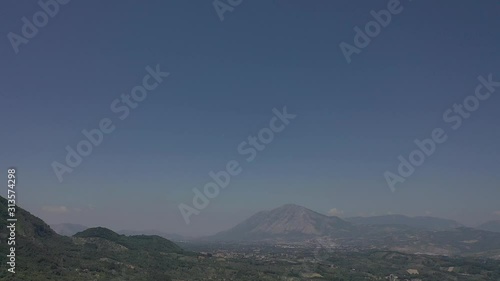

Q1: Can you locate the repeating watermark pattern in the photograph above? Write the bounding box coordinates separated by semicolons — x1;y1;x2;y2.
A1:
339;0;409;64
178;106;297;224
385;73;500;192
7;0;71;54
213;0;243;22
51;64;170;182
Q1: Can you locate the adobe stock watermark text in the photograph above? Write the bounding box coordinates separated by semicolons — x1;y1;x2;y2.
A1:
213;0;243;21
385;74;500;192
51;64;169;182
339;0;411;64
8;0;71;54
179;106;296;224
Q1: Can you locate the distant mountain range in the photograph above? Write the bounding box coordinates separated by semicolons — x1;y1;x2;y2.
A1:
118;229;187;241
211;204;462;241
478;220;500;233
211;204;352;242
209;204;500;257
51;223;88;236
345;214;463;231
51;224;188;241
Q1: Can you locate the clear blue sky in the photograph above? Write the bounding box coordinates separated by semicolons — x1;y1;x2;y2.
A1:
1;0;499;235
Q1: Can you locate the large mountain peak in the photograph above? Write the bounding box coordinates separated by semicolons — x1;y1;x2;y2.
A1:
211;204;351;241
273;203;316;215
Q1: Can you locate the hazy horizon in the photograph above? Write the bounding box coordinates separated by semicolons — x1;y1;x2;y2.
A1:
34;202;500;237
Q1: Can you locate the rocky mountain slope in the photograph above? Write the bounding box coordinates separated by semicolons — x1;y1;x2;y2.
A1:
211;204;352;241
